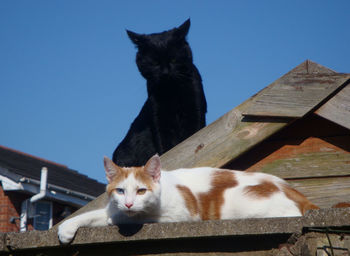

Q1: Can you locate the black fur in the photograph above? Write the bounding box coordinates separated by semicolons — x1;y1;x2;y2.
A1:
113;19;207;166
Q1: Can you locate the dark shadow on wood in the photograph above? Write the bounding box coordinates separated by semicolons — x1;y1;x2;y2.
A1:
241;116;294;123
225;114;350;171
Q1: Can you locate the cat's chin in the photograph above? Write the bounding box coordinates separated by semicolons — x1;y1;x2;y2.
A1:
122;209;141;217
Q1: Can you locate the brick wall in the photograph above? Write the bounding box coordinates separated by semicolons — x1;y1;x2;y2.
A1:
0;182;85;234
0;187;37;232
0;186;21;232
0;185;79;232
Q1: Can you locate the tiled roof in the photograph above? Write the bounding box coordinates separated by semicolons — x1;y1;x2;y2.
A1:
0;145;106;197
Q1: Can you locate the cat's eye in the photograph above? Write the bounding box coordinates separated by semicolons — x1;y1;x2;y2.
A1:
137;188;147;195
116;188;125;195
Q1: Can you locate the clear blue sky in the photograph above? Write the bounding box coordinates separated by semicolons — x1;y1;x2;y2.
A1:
1;1;349;184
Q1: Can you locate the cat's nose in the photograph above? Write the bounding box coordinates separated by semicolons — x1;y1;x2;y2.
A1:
125;203;133;209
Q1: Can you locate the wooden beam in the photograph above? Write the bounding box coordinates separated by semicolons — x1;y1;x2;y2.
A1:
243;60;350;118
160;110;289;171
243;136;350;179
315;82;350;130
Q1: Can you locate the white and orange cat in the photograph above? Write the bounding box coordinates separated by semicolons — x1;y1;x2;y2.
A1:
58;154;318;244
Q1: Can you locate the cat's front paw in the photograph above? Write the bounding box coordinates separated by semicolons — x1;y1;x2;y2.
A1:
107;217;113;225
58;220;79;244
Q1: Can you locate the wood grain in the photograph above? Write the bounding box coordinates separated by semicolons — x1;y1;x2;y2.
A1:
288;177;350;208
316;83;350;130
244;136;350;179
243;60;350;118
160;109;289;170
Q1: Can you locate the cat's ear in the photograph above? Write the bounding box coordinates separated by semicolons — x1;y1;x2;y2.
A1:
104;156;120;183
175;18;191;39
126;30;145;46
144;154;161;183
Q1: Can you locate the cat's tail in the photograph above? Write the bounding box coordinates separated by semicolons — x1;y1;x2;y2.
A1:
282;184;319;215
332;202;350;208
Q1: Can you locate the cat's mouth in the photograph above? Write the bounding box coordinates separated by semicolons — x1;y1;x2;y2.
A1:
123;209;140;216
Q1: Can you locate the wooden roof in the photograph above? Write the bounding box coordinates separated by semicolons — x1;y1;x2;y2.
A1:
315;81;350;130
59;60;350;222
243;60;350;118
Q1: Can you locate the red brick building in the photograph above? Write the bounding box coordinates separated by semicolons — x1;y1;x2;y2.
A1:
0;145;105;232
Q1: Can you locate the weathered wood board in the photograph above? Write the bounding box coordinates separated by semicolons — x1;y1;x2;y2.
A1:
289;177;350;208
225;114;350;209
316;83;350;130
160;110;288;171
243;60;350;118
244;136;350;179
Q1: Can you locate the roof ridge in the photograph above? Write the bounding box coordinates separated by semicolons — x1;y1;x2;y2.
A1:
0;145;68;168
0;145;106;186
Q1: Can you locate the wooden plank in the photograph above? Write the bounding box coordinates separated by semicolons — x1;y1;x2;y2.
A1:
226;113;350;171
288;176;350;208
243;60;350;118
315;83;350;130
244;136;350;179
160;111;288;170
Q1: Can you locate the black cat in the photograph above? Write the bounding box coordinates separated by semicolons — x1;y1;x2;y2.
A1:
113;19;207;166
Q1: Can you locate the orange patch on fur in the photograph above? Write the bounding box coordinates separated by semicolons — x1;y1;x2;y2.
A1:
332;202;350;208
106;166;156;196
106;167;129;196
199;170;238;220
133;166;155;191
282;184;319;215
244;180;279;198
177;185;199;216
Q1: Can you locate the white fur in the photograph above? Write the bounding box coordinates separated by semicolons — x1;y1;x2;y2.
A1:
58;157;302;244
